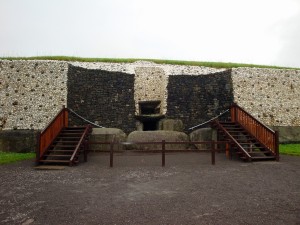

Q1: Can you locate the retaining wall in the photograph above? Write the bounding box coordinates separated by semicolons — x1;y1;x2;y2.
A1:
1;60;300;134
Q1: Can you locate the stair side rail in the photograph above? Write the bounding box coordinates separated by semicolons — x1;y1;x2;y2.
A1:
36;106;69;162
69;125;92;165
230;103;279;159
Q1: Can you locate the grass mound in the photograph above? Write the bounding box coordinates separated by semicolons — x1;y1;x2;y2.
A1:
0;56;296;69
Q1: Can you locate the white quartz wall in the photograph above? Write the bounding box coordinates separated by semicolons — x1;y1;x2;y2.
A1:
232;68;300;126
0;60;68;130
1;60;299;130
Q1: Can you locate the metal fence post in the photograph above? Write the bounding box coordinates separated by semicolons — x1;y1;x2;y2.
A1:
84;140;88;162
162;140;165;167
110;140;114;167
211;140;215;165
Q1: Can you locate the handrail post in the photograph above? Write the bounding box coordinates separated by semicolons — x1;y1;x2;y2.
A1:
162;140;165;167
275;131;279;161
225;142;229;159
211;140;215;165
110;139;114;167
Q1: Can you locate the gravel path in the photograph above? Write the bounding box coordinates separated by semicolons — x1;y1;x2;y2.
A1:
0;153;299;225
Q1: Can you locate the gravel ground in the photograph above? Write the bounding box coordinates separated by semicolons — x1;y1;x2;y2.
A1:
0;152;299;225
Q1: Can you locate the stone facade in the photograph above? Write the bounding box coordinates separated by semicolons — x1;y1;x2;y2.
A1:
134;67;168;115
232;68;300;126
167;70;233;130
0;60;67;130
1;60;300;135
67;65;136;133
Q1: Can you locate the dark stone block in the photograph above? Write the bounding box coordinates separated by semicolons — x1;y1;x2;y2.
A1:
0;130;38;153
67;65;136;134
167;70;234;131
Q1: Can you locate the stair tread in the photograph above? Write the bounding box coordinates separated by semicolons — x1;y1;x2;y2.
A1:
48;150;75;152
51;145;77;147
44;155;72;157
40;159;70;163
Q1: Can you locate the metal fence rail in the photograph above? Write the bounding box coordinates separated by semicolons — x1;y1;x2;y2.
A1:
87;140;230;167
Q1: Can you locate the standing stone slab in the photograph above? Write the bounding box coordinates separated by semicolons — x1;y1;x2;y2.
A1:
89;128;127;151
126;131;189;150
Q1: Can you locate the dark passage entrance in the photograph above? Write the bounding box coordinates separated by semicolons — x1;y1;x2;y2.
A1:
143;120;158;131
136;100;165;131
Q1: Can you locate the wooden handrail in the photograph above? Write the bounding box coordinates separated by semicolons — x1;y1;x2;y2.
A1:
38;106;69;160
70;125;91;164
230;103;278;156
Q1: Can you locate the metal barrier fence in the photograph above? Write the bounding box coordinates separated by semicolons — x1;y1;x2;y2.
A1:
86;140;230;167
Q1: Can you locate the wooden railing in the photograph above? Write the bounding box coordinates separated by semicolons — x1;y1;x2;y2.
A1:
70;125;92;165
37;106;68;161
230;103;279;159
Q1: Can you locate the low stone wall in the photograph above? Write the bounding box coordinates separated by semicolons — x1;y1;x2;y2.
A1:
0;130;38;153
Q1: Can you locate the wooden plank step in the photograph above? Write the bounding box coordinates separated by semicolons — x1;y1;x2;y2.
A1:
241;156;276;160
51;145;77;147
237;151;271;155
57;137;81;139
44;155;72;157
65;127;86;130
59;133;83;136
39;160;70;163
242;146;265;149
54;141;79;143
48;150;75;152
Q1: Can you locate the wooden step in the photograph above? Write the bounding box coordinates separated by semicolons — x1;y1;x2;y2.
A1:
57;137;81;139
241;156;276;160
48;150;75;152
39;160;70;163
54;141;79;143
65;127;86;130
51;144;77;147
242;146;265;149
44;155;72;158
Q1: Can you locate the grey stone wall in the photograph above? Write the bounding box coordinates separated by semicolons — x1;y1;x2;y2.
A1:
67;65;136;133
167;70;234;131
0;60;67;130
0;130;38;152
232;68;300;126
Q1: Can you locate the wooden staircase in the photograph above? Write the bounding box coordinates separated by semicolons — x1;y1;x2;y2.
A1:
212;104;279;162
36;106;92;166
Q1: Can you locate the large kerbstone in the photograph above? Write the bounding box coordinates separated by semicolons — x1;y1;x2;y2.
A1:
189;128;217;150
0;130;38;153
126;131;189;150
271;126;300;143
89;128;127;151
158;119;184;132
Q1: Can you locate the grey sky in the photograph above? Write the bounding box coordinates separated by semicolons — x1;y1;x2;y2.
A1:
1;0;300;68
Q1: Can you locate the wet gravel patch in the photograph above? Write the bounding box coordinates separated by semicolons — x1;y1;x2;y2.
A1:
0;153;299;225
